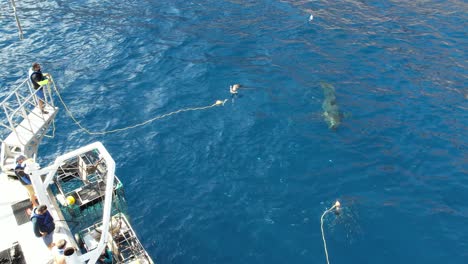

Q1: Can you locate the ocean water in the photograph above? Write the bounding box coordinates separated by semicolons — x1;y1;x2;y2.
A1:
1;0;467;263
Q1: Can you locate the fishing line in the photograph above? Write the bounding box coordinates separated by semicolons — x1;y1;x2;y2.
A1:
320;200;341;264
50;75;228;135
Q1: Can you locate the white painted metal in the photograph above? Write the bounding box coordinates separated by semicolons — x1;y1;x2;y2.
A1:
0;171;80;263
1;74;153;263
29;142;116;263
0;76;57;175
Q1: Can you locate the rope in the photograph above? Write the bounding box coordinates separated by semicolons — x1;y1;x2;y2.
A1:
43;114;56;139
50;75;228;135
43;76;57;139
320;201;341;264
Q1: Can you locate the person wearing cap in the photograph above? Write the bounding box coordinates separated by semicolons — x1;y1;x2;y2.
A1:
14;155;38;207
54;239;67;264
29;62;49;114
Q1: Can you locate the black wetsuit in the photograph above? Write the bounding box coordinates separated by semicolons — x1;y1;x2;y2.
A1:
30;70;45;89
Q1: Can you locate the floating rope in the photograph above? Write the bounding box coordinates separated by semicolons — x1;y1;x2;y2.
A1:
10;0;24;40
320;200;341;264
43;116;56;139
50;75;228;135
42;75;59;139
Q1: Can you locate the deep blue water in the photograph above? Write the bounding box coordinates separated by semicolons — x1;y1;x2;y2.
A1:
1;0;467;263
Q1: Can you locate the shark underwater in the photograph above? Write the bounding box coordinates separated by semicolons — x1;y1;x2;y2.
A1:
321;82;344;130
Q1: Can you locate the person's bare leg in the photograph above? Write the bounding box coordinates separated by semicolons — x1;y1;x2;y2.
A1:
39;100;48;114
30;195;38;207
47;242;55;250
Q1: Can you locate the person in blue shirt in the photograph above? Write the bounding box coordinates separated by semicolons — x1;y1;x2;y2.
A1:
14;155;38;207
31;204;56;250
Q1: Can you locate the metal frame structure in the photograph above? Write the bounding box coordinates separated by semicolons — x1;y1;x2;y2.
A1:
28;142;116;263
0;77;57;175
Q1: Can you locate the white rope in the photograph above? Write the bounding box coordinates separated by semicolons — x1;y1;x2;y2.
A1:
50;75;227;135
320;201;340;264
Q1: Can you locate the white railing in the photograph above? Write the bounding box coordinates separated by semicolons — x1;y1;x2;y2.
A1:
28;142;116;264
0;77;55;138
1;75;57;174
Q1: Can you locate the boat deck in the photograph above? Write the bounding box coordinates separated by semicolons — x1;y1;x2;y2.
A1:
0;174;76;264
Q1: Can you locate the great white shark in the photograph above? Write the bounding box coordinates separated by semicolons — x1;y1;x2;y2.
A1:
321;82;343;130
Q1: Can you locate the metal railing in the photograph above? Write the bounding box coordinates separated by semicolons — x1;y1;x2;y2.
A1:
0;76;55;143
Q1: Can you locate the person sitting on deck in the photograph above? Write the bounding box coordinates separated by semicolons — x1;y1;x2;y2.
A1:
29;62;50;114
97;246;113;264
14;155;38;207
31;204;56;250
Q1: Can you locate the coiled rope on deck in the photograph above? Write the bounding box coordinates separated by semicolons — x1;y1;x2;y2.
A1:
50;76;228;135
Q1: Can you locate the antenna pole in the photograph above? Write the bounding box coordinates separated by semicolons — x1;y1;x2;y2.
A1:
10;0;24;40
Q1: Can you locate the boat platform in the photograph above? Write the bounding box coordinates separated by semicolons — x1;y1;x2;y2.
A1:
0;173;76;264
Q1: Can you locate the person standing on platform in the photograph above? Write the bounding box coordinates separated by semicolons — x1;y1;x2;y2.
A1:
29;62;49;114
14;155;38;207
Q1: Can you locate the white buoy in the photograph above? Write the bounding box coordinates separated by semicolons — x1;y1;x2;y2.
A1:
309;14;314;22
